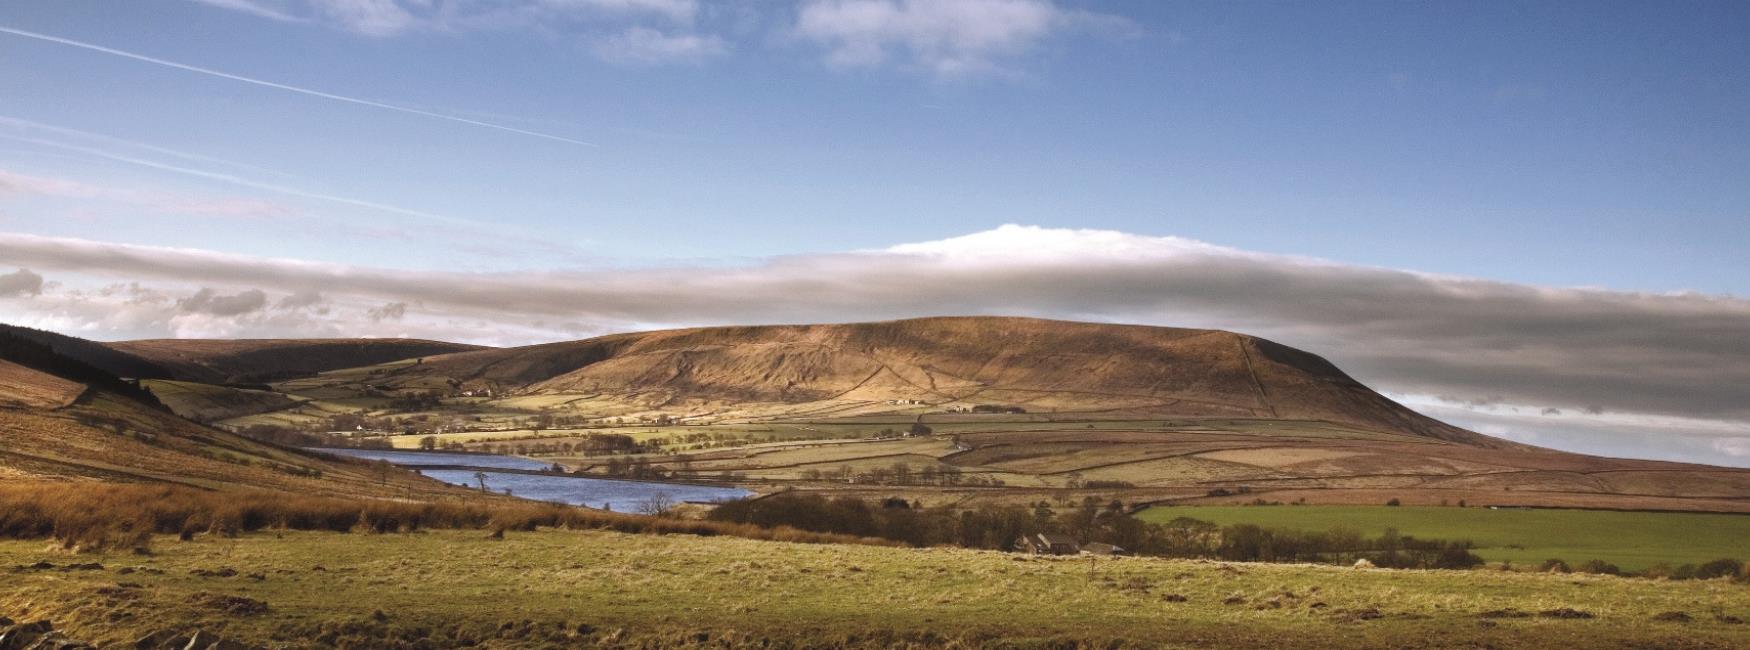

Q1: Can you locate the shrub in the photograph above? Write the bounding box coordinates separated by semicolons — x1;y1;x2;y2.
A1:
1576;559;1621;576
1385;498;1401;507
1695;558;1744;580
1539;559;1571;573
0;483;889;553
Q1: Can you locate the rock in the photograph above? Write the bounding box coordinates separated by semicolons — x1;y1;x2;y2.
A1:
188;593;268;616
1161;594;1188;603
0;621;53;650
1652;611;1692;622
1538;608;1594;620
1478;609;1532;619
132;630;183;649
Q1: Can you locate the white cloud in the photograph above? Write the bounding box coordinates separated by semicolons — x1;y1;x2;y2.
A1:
792;0;1133;76
592;26;726;63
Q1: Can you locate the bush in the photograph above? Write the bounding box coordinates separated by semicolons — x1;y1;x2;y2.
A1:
1576;559;1621;576
0;483;889;553
1540;559;1571;573
1385;498;1401;507
1695;558;1744;580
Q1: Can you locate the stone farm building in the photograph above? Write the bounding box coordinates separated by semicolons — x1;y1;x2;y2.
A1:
1015;533;1081;555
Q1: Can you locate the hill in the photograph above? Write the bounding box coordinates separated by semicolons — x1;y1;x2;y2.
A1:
107;337;487;384
368;316;1503;446
0;323;172;380
0;328;456;497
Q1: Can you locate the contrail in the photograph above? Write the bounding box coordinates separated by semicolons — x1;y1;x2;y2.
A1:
0;132;487;229
0;26;599;148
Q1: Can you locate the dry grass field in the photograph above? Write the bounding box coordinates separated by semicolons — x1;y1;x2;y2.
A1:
2;528;1747;649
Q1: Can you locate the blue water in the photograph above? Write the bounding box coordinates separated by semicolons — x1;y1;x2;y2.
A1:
316;448;753;512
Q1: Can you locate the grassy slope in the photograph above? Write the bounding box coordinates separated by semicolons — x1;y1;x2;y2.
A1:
142;379;302;423
2;529;1747;649
1139;505;1750;571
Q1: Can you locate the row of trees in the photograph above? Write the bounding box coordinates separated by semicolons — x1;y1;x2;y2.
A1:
796;463;1006;487
707;494;1487;569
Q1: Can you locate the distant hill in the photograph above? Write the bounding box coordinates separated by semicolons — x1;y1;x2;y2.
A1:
107;338;487;384
370;316;1507;447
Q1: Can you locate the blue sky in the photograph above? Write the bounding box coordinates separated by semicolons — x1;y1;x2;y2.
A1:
0;1;1747;465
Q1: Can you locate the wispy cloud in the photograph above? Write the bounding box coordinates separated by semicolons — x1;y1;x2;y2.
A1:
179;0;1131;76
0;26;597;147
792;0;1136;77
0;168;290;219
186;0;305;22
0;133;481;228
592;27;727;64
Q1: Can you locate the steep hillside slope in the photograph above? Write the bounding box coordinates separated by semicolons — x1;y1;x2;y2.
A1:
373;317;1505;447
0;332;456;497
109;338;487;384
0;324;172;379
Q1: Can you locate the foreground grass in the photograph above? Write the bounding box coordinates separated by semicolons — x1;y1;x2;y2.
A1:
3;529;1746;649
1139;505;1750;571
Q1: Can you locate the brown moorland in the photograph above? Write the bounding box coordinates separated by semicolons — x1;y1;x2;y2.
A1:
108;338;487;384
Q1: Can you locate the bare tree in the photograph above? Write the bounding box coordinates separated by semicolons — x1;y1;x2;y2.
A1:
473;471;488;492
636;493;675;517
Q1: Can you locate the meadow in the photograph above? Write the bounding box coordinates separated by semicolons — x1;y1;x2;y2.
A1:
1139;505;1750;571
3;528;1747;649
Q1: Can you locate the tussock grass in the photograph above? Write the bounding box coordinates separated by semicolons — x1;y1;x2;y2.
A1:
0;482;892;553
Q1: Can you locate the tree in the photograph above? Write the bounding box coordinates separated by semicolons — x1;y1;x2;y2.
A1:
473;471;488;492
908;422;933;436
637;494;675;517
419;435;438;451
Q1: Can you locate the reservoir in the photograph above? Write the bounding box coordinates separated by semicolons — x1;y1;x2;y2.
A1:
317;448;754;512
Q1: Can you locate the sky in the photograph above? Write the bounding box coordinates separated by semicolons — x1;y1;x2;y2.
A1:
0;0;1746;467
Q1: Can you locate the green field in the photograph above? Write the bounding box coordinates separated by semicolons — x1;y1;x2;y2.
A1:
3;528;1748;649
1139;505;1750;571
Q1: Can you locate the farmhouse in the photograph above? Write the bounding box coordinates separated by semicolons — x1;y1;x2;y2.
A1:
1015;533;1081;555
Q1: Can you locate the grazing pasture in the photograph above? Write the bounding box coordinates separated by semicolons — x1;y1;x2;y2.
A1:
2;528;1746;649
1140;505;1750;571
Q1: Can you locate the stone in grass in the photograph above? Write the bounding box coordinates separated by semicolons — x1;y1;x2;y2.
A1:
1161;594;1188;603
189;592;269;616
1333;607;1384;622
1538;608;1594;620
1478;609;1533;619
1652;611;1692;623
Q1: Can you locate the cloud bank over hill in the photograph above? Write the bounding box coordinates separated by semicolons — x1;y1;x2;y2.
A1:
1;224;1746;465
